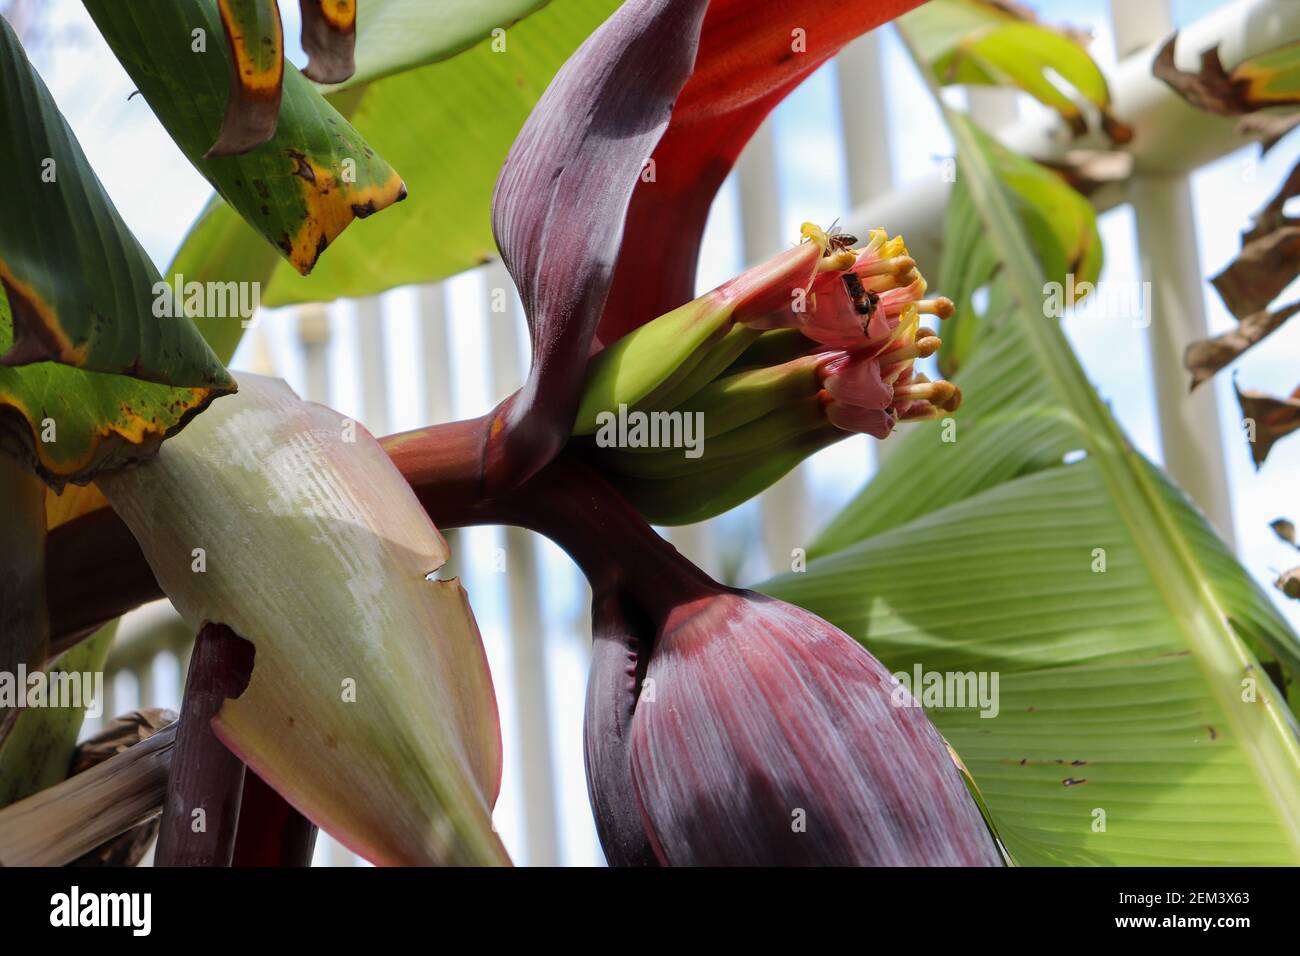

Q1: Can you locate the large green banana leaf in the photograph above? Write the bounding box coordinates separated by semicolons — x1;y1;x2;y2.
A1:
901;0;1128;140
85;0;406;279
0;16;235;487
762;106;1300;865
936;127;1101;377
168;0;620;330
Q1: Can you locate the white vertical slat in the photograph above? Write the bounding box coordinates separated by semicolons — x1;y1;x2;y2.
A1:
418;285;456;428
297;305;331;404
735;119;809;578
135;655;156;713
837;32;895;204
1110;0;1236;545
354;297;389;436
417;283;463;579
735;119;784;254
97;676;115;738
482;262;561;866
238;323;278;377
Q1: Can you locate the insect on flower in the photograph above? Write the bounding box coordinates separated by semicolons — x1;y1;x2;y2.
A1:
825;219;858;255
842;271;880;320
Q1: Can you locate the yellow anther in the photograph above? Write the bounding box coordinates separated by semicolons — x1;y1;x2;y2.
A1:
800;221;830;253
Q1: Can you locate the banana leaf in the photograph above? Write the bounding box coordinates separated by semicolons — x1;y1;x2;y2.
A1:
762;101;1300;865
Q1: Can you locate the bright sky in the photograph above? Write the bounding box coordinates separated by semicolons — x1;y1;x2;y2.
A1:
20;0;1300;865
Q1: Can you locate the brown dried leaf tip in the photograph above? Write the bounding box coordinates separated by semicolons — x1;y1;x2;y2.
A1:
299;0;356;84
1153;35;1300;116
69;708;178;867
1236;381;1300;468
206;0;286;158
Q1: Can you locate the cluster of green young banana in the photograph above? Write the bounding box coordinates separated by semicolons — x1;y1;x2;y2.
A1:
571;222;960;524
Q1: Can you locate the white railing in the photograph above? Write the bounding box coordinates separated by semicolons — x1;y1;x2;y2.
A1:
97;0;1295;865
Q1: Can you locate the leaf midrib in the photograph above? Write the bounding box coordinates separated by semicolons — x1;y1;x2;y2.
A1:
929;98;1300;852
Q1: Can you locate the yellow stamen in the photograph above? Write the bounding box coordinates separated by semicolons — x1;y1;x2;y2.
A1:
800;221;830;254
859;255;915;278
894;380;957;404
899;404;946;421
816;249;857;272
861;273;904;294
880;303;921;349
916;297;955;319
883;336;941;364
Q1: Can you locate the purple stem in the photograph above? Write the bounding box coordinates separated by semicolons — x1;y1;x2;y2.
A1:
154;622;255;867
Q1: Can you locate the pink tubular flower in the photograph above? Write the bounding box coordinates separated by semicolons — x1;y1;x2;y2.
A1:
818;351;895;438
812;307;958;438
738;224;956;353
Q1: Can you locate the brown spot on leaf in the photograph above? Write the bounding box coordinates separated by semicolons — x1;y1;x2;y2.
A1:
288;149;316;184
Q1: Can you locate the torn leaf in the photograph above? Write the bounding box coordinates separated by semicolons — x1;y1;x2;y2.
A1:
85;0;406;276
1185;301;1300;390
1271;517;1297;547
69;706;175;866
1211;159;1300;322
0;16;233;391
1237;381;1300;468
903;0;1131;141
1237;111;1300;154
1154;36;1300;115
0;623;118;807
168;0;620;309
1277;568;1300;601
